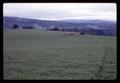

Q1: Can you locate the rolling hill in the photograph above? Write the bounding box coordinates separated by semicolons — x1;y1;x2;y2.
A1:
3;16;116;36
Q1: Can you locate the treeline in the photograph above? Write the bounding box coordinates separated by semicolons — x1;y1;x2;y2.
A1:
47;26;116;36
46;26;81;32
10;24;116;36
11;24;35;29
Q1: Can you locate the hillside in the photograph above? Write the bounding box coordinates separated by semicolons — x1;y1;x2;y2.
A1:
3;16;116;36
3;16;82;28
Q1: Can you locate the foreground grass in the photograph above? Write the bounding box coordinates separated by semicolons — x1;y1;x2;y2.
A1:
3;29;116;80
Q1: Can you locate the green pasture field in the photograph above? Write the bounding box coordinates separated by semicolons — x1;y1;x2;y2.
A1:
3;29;116;80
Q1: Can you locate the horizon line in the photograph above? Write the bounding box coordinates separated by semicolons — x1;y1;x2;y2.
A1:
4;16;116;22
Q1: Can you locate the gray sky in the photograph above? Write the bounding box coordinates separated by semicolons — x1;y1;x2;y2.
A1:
3;3;116;21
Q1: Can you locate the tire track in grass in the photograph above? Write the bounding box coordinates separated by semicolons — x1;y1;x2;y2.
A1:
95;46;116;80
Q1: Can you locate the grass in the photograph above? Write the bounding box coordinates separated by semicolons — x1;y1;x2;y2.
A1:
3;29;116;80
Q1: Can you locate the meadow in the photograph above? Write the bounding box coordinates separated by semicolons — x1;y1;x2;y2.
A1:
3;29;116;80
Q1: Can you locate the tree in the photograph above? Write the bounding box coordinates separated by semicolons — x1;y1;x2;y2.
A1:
12;24;19;29
52;27;60;31
80;32;84;35
22;26;34;29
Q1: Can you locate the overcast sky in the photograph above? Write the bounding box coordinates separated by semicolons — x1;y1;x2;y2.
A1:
3;3;116;21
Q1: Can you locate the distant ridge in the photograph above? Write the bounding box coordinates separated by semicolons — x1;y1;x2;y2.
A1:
3;16;116;28
3;16;116;36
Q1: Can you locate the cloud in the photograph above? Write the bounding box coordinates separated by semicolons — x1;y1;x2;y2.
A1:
3;3;116;21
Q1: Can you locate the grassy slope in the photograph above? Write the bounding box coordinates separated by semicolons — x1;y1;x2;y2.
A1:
3;29;116;80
